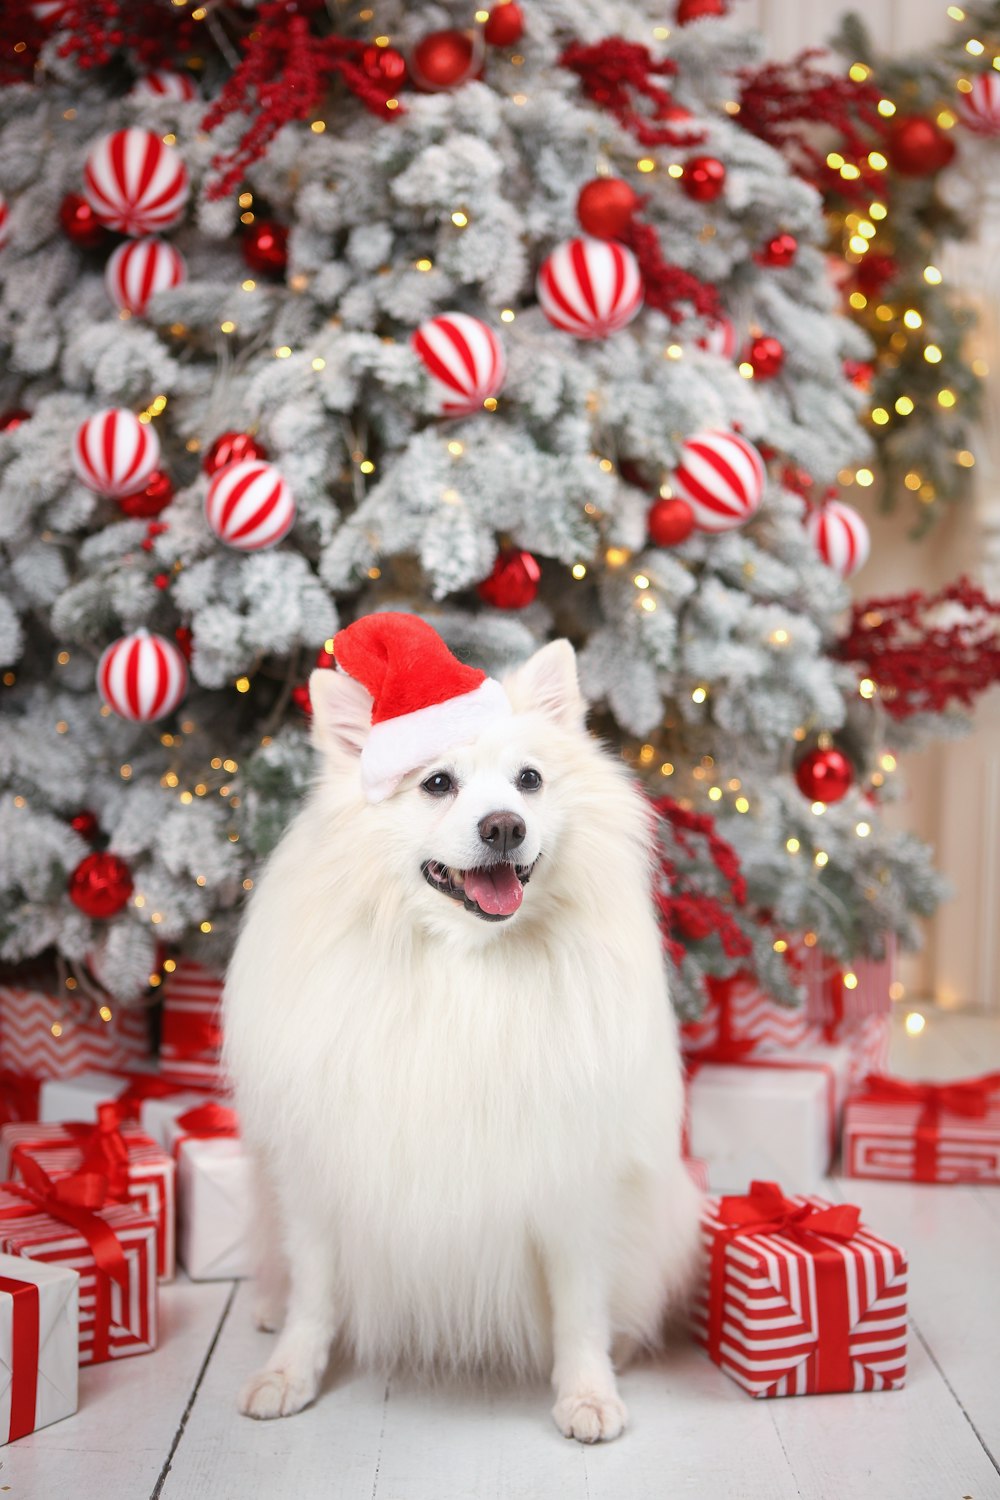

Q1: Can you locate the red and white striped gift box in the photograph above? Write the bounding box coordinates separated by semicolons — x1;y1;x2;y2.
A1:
0;1191;156;1364
0;986;149;1079
801;937;896;1028
843;1073;1000;1183
159;961;225;1089
680;974;814;1057
692;1181;907;1397
2;1122;175;1279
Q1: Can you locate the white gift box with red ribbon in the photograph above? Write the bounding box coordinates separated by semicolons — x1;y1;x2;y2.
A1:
0;1252;78;1444
141;1099;251;1282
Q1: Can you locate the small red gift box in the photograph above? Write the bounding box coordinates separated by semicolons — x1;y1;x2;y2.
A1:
159;961;225;1090
843;1072;1000;1183
692;1180;908;1397
0;1161;156;1365
0;985;149;1080
1;1109;175;1279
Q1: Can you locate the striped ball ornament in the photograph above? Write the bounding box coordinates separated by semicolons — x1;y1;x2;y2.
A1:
72;408;161;498
97;629;188;722
205;459;296;551
958;72;1000;136
806;499;870;578
536;237;643;339
411;313;507;416
83;128;189;236
0;193;8;251
671;429;766;532
696;316;736;359
105;236;186;316
130;70;198;102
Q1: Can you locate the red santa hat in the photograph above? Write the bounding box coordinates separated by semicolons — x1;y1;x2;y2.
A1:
333;613;512;802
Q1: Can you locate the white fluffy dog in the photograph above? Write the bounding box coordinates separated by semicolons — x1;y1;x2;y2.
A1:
224;621;700;1443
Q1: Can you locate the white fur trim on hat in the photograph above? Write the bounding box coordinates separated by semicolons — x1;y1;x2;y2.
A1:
360;676;512;803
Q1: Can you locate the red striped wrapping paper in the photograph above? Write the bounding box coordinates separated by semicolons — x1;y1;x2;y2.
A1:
692;1185;908;1397
680;974;814;1056
0;1192;156;1365
1;1124;175;1280
0;987;149;1080
801;937;896;1028
159;961;226;1090
843;1077;1000;1183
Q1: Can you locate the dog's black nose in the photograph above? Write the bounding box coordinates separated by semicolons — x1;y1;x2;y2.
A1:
478;811;526;857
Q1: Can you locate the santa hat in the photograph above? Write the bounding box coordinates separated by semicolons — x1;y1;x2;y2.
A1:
333;613;512;802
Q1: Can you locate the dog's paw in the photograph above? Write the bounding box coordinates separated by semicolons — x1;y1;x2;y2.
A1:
238;1364;318;1420
252;1292;285;1333
552;1389;628;1444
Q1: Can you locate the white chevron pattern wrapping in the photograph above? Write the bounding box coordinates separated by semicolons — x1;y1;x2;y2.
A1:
0;987;149;1080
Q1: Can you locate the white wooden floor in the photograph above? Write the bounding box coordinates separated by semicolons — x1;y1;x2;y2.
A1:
4;1008;1000;1500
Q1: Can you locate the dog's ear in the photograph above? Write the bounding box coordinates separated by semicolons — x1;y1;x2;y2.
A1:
505;640;585;730
308;669;373;759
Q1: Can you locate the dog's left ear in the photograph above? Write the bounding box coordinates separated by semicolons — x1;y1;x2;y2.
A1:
308;668;374;760
504;640;585;730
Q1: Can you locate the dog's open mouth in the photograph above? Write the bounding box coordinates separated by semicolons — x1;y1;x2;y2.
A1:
421;859;536;921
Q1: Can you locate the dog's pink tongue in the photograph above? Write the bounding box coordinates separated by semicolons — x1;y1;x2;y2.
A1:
465;864;524;915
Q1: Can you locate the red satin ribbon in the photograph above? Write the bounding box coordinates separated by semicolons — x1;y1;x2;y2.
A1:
11;1103;132;1204
172;1102;239;1158
108;1075;188;1124
708;1180;861;1391
0;1275;39;1442
859;1071;1000;1182
0;1158;130;1364
703;975;759;1061
162;1009;223;1059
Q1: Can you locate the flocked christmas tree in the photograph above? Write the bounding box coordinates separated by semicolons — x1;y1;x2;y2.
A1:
0;0;965;1024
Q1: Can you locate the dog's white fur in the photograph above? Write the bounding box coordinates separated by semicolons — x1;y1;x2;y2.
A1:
223;640;701;1443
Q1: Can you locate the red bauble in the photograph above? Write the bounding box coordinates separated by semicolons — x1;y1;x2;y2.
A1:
242;220;288;277
676;0;727;21
315;644;335;670
477;549;541;609
844;358;874;392
887;116;957;177
576;178;641;240
854;252;898;298
291;684;313;716
682;156;726;202
0;408;30;433
484;1;524;47
755;232;798;268
794;747;854;805
67;851;134;919
201;431;268;476
59;192;110;251
410;29;481;92
648;496;695;547
361;44;407;86
69;809;100;843
747;335;785;380
118;468;174;519
174;625;193;660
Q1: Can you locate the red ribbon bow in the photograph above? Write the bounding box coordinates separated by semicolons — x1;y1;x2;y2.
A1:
12;1103;132;1204
859;1072;1000;1181
162;1010;223;1059
708;1181;862;1390
110;1075;189;1123
172;1102;239;1158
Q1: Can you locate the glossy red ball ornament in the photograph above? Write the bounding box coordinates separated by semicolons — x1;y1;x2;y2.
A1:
647;496;696;547
67;851;134;919
118;468;174;519
410;29;481;92
484;1;524;47
242;220;288;277
291;683;313;717
174;624;193;661
887;116;956;177
315;644;336;670
0;408;30;434
70;809;100;843
676;0;727;21
682;156;726;202
794;747;853;805
201;431;268;476
844;358;874;392
361;44;407;86
59;192;110;251
477;548;541;609
747;335;785;380
755;232;798;268
576;178;641;240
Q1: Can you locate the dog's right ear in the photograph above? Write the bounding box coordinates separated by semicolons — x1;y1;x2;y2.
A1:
308;669;373;759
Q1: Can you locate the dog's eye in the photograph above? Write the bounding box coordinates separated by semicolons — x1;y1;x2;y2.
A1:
517;767;542;792
421;771;454;797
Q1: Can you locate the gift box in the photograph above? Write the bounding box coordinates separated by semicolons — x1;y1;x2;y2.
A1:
843;1072;1000;1183
692;1180;908;1397
1;1112;176;1280
0;985;149;1080
0;1164;157;1364
680;974;815;1058
139;1090;216;1152
0;1252;78;1444
684;1156;710;1193
39;1069;189;1129
0;1074;40;1130
162;1102;251;1281
685;1044;851;1191
802;937;895;1028
158;961;226;1090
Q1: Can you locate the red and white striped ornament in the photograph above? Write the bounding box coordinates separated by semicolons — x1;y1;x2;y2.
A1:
105;236;186;317
83;128;189;236
958;72;1000;136
72;407;161;498
411;313;507;416
696;316;736;359
30;1;72;23
204;459;296;551
0;193;8;251
806;499;870;578
97;629;188;723
130;70;198;102
671;429;765;532
537;237;643;339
